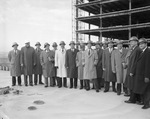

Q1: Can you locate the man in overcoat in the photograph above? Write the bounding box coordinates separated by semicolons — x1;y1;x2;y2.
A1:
21;41;36;86
124;36;142;104
55;41;67;88
111;41;128;95
132;38;150;109
82;40;98;91
8;42;22;86
66;41;79;89
34;42;43;85
40;43;55;87
95;41;103;91
51;42;58;86
102;40;116;93
76;42;85;89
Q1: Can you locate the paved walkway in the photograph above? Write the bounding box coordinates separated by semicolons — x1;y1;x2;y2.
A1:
0;71;149;119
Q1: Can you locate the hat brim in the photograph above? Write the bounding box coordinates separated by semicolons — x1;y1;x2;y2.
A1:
12;44;18;47
69;43;75;45
35;44;41;46
59;43;66;45
139;41;147;44
44;44;50;48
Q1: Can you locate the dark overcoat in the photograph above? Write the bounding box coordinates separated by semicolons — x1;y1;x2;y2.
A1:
102;48;116;82
8;50;22;76
21;46;36;75
133;48;150;94
33;48;43;75
124;46;141;90
40;50;55;77
65;49;78;78
96;49;103;78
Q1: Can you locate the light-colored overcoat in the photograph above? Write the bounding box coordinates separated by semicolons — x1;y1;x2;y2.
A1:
55;48;67;78
111;49;128;83
8;50;22;76
40;49;55;77
82;49;98;80
21;46;36;75
76;51;84;80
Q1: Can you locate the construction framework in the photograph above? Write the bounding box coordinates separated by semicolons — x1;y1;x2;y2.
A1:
73;0;150;42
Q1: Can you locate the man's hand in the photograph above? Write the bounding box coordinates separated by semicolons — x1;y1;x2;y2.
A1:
130;73;133;77
103;68;106;71
21;64;23;67
145;78;150;83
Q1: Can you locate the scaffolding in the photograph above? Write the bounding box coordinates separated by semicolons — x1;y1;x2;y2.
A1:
74;0;150;42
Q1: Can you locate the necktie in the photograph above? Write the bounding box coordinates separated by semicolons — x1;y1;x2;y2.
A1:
62;49;64;53
88;49;90;55
15;50;17;55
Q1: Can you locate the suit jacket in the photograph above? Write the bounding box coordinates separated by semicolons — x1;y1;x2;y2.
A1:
65;49;79;78
133;48;150;94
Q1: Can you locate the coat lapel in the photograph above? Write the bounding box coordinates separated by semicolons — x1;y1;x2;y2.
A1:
138;48;148;61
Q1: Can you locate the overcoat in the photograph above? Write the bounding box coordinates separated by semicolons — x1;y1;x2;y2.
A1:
65;49;78;78
102;48;116;82
96;49;103;78
133;48;150;94
40;49;55;77
52;49;57;77
82;49;98;80
55;48;67;78
33;48;43;75
124;46;141;90
111;49;128;83
21;46;36;75
8;50;22;76
76;51;84;80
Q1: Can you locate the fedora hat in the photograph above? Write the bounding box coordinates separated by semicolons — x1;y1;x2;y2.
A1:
35;42;41;46
52;42;58;47
59;41;66;45
69;41;75;45
129;36;138;42
139;38;147;44
44;42;50;48
12;42;18;47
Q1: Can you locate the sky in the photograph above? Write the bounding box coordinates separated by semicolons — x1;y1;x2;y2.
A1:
0;0;72;52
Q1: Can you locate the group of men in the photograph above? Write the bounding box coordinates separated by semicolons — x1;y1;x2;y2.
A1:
8;36;150;109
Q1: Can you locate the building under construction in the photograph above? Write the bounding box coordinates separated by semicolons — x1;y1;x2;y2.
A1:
72;0;150;42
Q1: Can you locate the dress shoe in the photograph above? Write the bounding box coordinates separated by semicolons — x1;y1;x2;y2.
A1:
86;88;90;91
25;84;28;86
142;105;150;109
70;86;73;89
45;85;48;88
30;84;33;86
64;86;68;88
104;90;109;93
136;101;144;105
18;84;22;86
96;90;99;92
80;87;83;90
39;82;44;85
12;84;16;86
34;84;37;85
124;100;136;104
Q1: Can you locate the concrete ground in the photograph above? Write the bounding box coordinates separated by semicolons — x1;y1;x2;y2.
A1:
0;70;150;119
